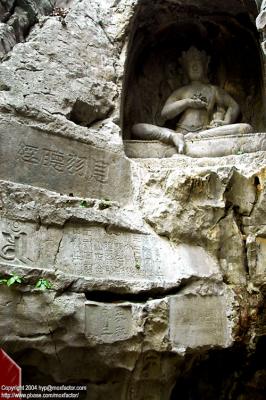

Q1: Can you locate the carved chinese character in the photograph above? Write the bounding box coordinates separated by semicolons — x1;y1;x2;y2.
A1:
113;242;124;268
18;142;40;164
92;160;109;183
66;154;86;176
50;150;65;172
101;309;111;336
42;149;51;167
93;242;105;267
42;149;65;172
132;236;142;265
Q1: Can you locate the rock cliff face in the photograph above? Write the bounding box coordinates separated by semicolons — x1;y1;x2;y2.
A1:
0;1;265;399
0;0;55;58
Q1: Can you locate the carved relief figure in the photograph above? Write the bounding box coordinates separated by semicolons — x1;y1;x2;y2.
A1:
132;47;252;153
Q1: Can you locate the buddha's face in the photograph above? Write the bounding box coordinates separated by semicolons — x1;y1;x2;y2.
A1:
186;57;205;81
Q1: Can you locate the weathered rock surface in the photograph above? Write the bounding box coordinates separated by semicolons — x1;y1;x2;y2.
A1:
0;0;265;399
0;0;55;58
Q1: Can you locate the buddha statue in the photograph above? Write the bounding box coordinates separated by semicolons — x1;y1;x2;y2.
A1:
132;47;253;153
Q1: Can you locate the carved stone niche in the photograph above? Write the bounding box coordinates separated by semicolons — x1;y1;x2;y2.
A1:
122;0;266;158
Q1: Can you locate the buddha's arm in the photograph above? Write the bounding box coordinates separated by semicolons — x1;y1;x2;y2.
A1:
216;88;240;124
161;99;190;120
161;89;207;120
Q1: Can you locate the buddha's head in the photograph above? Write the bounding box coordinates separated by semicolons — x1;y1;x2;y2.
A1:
180;47;210;82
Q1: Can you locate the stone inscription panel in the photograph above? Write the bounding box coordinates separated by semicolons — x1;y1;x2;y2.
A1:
0;218;62;270
0;218;179;282
0;218;63;270
85;302;135;343
56;226;178;281
169;295;229;348
0;217;220;283
0;122;131;202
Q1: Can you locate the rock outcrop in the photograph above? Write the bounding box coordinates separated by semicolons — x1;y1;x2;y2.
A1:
0;1;265;399
0;0;55;58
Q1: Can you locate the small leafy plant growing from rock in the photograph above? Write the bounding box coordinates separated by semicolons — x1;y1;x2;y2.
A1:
135;262;141;270
7;274;22;286
35;278;52;290
0;275;52;290
79;199;96;208
0;274;22;287
98;199;112;210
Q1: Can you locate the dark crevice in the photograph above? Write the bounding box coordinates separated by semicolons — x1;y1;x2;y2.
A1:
68;98;114;128
85;277;209;303
251;175;261;216
220;170;257;278
170;337;266;400
232;205;249;275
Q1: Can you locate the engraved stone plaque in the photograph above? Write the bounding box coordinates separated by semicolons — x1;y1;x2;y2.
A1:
0;217;220;285
169;295;229;348
55;226;174;281
85;301;135;343
0;122;132;202
0;218;61;270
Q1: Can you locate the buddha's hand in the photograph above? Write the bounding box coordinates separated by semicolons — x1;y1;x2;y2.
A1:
170;133;185;154
209;119;227;128
188;98;208;109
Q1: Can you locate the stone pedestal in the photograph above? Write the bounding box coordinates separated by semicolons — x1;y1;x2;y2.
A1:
124;132;266;158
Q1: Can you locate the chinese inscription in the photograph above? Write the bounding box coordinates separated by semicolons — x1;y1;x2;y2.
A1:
0;219;180;283
0;122;132;201
85;302;134;342
169;296;228;348
18;142;109;183
58;228;168;280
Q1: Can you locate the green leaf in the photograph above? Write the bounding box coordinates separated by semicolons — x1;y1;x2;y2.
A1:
35;279;52;290
7;277;16;286
80;200;88;208
135;262;141;270
0;279;7;285
35;280;42;288
7;275;22;286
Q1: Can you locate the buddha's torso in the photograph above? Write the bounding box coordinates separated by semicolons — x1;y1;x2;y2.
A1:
176;83;216;132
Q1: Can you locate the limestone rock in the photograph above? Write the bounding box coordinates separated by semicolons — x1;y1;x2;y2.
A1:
0;0;55;58
0;0;265;399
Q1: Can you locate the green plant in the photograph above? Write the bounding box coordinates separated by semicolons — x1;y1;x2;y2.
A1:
79;199;96;208
99;200;112;210
7;274;22;286
35;278;52;290
135;262;141;270
0;274;23;287
0;275;53;291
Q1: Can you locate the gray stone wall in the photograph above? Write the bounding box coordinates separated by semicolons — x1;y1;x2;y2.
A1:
0;1;265;399
0;0;55;58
